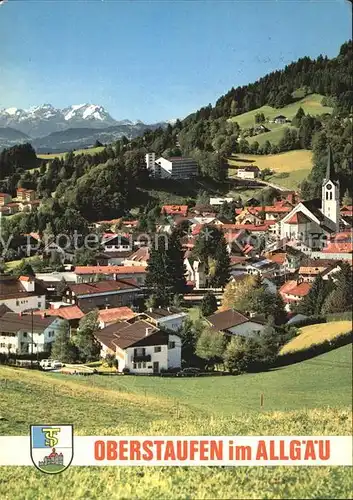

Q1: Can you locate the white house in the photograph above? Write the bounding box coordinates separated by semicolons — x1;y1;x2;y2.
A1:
209;198;234;206
141;307;188;333
95;319;181;374
0;275;46;313
0;311;64;355
237;166;260;179
206;309;266;338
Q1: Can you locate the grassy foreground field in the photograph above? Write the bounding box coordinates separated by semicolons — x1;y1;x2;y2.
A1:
280;321;352;355
0;345;351;498
228;150;312;190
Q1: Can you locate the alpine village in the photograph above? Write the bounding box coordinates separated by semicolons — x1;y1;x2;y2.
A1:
0;41;352;379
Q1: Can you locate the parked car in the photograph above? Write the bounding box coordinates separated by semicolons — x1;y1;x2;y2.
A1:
176;367;201;377
40;359;64;370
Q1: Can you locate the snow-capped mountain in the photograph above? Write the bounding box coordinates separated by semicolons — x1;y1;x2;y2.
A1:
0;103;118;137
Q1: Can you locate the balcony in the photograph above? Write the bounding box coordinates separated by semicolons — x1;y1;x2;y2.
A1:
133;354;151;362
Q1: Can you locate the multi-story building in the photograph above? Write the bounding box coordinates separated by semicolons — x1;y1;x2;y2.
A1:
0;311;64;355
0;275;46;313
62;279;142;313
95;318;181;374
145;153;198;179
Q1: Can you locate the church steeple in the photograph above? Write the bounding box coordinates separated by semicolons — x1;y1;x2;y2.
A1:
321;145;340;232
324;145;337;184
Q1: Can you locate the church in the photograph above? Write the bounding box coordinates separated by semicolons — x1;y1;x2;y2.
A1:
278;147;340;251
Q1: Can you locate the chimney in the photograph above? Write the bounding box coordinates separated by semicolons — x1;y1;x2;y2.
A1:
145;327;152;337
149;307;153;313
167;306;170;312
41;312;46;319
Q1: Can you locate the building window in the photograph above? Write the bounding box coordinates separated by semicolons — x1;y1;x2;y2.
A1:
168;341;176;349
38;302;41;308
154;346;161;353
133;363;137;369
16;300;19;306
23;332;27;337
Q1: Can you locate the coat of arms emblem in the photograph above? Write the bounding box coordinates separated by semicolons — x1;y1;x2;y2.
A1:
30;425;74;474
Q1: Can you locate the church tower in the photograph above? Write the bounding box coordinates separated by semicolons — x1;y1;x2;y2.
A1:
321;146;340;232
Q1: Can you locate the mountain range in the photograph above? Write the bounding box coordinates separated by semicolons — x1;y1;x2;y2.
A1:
0;104;170;152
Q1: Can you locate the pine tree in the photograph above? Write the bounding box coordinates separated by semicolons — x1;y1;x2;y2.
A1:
322;263;352;314
145;246;170;305
210;235;231;289
51;322;77;363
165;229;187;295
73;310;101;363
200;292;218;317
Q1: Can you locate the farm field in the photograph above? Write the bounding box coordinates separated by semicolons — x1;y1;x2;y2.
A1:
37;146;105;160
229;94;332;147
280;321;352;355
228;150;313;190
0;345;351;499
229;93;332;129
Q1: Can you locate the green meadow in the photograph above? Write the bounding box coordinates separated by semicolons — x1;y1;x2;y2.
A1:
0;345;351;498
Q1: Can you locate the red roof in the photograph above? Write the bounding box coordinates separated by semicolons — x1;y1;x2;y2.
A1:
162;205;188;216
98;307;135;324
286;212;311;224
222;222;275;232
74;266;146;275
280;280;311;298
19;276;32;282
323;242;353;254
33;306;84;321
267;252;287;265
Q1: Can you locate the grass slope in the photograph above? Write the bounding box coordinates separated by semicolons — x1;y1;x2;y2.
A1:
0;346;351;499
0;346;351;498
229;94;332;130
37;146;105;160
280;321;352;355
229;94;332;147
228;150;312;190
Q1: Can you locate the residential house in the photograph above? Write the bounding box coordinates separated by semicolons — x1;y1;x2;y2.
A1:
0;311;64;355
74;266;147;286
62;279;141;313
0;193;12;206
161;205;188;217
209;198;234;206
273;115;288;124
98;306;135;328
0;275;46;313
184;256;207;289
237;166;260;180
205;309;266;338
297;259;342;282
139;307;188;333
101;233;132;253
279;280;312;311
95;319;181;373
33;305;84;331
16;188;37;201
123;247;150;267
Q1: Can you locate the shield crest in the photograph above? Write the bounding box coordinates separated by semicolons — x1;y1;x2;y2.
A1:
30;424;74;474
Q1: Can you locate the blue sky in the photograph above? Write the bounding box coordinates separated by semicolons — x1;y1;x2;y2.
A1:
0;0;351;122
